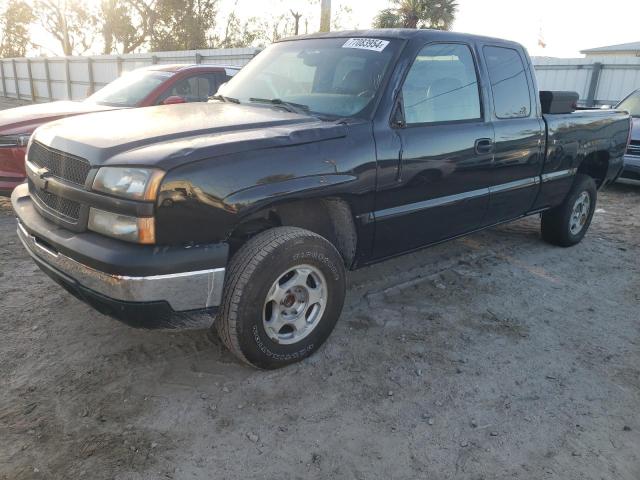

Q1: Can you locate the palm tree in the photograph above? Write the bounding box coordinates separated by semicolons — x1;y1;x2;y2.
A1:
373;0;458;30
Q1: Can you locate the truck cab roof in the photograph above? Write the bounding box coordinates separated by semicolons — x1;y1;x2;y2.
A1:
280;28;524;50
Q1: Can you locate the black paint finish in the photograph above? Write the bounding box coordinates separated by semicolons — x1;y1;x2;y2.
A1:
23;29;631;273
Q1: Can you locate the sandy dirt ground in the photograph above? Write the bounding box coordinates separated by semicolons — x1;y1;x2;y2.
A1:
0;96;638;479
1;186;639;480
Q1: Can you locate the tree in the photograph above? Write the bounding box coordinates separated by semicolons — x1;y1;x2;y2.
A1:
373;0;458;30
319;0;330;32
373;8;403;28
290;10;302;36
35;0;98;55
216;12;262;48
150;0;218;51
0;0;35;58
101;0;156;54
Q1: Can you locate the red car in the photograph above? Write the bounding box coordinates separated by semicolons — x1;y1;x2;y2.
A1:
0;64;240;194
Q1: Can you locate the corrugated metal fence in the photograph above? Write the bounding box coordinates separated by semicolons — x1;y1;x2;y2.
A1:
0;48;259;103
532;56;640;107
1;49;639;107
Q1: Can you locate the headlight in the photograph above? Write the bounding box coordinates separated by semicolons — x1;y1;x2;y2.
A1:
88;208;155;244
0;133;31;147
92;167;164;200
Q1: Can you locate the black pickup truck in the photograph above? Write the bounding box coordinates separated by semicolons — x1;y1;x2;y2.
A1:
12;30;631;369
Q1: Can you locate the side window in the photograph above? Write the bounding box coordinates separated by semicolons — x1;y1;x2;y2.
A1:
158;74;220;104
483;46;531;118
401;43;481;125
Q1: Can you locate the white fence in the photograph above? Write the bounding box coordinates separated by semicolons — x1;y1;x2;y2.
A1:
0;48;259;103
2;49;640;107
532;56;640;107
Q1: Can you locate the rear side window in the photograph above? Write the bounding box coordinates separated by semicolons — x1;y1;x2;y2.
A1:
483;46;531;118
401;43;481;125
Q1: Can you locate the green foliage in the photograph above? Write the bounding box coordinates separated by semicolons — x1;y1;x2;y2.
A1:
373;0;458;30
150;0;218;51
0;0;34;58
101;0;156;54
216;12;263;48
373;8;404;28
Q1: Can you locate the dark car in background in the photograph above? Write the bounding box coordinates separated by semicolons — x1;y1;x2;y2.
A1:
0;64;240;195
616;88;640;185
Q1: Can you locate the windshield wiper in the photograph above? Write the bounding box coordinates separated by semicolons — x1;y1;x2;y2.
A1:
210;94;240;104
249;97;310;115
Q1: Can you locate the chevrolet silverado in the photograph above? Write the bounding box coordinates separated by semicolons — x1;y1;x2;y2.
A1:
11;30;631;368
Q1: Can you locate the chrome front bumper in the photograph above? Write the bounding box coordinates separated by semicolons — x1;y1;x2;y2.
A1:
17;221;225;312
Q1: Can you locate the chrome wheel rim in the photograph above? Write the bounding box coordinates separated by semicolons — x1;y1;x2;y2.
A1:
262;264;327;345
569;191;591;235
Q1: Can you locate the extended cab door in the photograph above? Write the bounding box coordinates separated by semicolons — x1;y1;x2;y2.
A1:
479;44;545;225
372;42;495;259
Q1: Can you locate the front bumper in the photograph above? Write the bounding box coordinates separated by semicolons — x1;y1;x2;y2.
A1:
12;184;228;329
618;155;640;185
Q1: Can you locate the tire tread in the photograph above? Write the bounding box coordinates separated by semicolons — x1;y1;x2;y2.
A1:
216;227;331;366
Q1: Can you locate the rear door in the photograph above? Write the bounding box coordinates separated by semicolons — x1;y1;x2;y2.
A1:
479;44;545;225
372;41;495;259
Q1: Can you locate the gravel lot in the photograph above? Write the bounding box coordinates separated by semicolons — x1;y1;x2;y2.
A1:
0;98;639;479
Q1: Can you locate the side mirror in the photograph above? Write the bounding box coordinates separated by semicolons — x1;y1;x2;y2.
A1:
163;95;186;105
391;101;406;129
600;104;612;110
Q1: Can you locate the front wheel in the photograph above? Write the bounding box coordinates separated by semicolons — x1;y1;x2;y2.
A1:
215;227;346;369
541;173;597;247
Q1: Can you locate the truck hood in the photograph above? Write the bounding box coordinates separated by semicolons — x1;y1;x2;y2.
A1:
0;101;118;134
33;102;348;170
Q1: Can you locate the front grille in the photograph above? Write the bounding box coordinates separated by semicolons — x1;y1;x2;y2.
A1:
28;141;91;186
627;141;640;157
29;179;81;222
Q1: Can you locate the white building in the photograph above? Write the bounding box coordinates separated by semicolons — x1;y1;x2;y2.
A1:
580;41;640;58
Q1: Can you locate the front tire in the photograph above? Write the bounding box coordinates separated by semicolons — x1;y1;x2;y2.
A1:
215;227;346;369
541;173;597;247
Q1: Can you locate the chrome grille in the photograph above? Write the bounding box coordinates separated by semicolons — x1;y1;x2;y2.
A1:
627;141;640;157
28;141;91;186
29;179;81;222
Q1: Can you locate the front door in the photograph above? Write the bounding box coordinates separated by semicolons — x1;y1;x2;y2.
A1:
373;42;494;259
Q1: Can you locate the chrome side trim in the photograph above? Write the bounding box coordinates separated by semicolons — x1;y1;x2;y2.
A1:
488;176;540;194
375;187;489;220
374;170;576;221
541;168;577;183
17;222;225;311
375;175;542;220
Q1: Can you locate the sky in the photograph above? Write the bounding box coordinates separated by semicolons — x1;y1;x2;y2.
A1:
219;0;640;58
20;0;640;58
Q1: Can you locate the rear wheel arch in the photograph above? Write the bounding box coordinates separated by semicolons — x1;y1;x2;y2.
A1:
577;150;610;188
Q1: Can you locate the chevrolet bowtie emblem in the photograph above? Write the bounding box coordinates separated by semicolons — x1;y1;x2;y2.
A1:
34;167;50;190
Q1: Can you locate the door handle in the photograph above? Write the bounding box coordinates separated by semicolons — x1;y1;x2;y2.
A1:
474;138;494;155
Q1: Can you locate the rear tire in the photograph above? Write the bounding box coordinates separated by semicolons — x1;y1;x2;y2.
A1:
215;227;346;369
541;173;597;247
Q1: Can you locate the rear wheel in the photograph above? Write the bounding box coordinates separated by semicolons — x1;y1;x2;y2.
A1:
541;174;597;247
215;227;346;369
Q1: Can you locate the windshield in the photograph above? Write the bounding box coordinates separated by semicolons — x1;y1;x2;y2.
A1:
218;37;401;118
87;70;173;107
617;90;640;117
